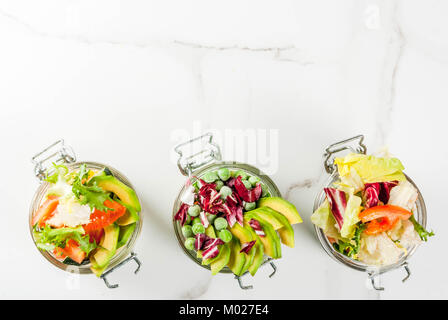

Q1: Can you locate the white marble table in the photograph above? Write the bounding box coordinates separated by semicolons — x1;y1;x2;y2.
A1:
0;0;446;300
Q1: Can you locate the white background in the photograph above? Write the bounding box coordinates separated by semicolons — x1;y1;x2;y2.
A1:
0;0;447;299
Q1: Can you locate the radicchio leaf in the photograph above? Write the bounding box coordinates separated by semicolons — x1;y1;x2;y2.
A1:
249;219;265;237
174;203;190;226
240;240;256;254
203;238;224;250
234;176;262;202
380;181;398;204
198;180;223;214
324;187;346;230
202;245;220;260
364;181;398;208
199;210;209;228
221;203;237;228
364;183;380;209
194;233;208;251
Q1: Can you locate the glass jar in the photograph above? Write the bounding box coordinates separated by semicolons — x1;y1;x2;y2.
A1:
172;133;280;289
29;140;142;288
313;135;427;290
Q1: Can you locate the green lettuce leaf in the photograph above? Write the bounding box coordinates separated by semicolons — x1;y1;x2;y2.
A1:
333;223;366;258
334;153;406;183
311;200;349;242
340;193;362;239
33;225;97;255
409;215;434;241
45;163;69;184
72;164;111;212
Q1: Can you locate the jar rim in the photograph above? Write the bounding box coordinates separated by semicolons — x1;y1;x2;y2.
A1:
172;160;281;273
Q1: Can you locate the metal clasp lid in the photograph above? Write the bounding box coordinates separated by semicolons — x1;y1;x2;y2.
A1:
323;135;367;174
101;252;142;289
174;133;222;176
368;262;412;291
31;139;76;181
234;258;277;290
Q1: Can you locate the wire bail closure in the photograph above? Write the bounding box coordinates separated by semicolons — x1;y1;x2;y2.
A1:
174;132;222;176
31;139;76;181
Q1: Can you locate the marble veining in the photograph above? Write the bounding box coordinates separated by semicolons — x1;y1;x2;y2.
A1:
0;0;447;300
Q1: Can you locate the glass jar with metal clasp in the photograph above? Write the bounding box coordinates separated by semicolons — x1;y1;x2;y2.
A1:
172;133;280;289
29;140;142;288
313;135;427;290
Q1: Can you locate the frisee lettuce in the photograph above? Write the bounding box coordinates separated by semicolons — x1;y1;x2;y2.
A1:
45;163;69;184
409;215;434;241
34;224;97;255
333;223;366;258
71;164;112;212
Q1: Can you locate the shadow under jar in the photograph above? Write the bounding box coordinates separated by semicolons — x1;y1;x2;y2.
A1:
29;140;142;288
172;133;280;289
313;135;427;291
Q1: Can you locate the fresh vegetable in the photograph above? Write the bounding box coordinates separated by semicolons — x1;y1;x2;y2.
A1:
334;153;406;183
409;215;435;241
175;168;302;277
32;164;141;277
31;195;59;227
323;188;346;230
53;239;86;264
82;200;126;233
312;152;431;266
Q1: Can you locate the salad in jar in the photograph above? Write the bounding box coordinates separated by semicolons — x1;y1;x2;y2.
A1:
174;167;302;276
31;163;141;276
311;153;434;266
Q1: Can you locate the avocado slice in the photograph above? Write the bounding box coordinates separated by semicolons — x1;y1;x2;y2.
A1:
240;241;256;275
229;222;260;274
227;238;246;276
244;215;281;259
245;208;283;230
117;223;136;249
229;222;253;243
210;244;231;275
90;175;141;212
248;242;264;276
257;197;302;225
91;224;120;271
205;225;217;238
248;207;295;248
116;202;139;226
242;220;265;276
90;256;107;277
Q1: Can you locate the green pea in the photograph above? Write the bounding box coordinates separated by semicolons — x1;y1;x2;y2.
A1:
218;229;232;243
215;180;224;191
234;170;249;180
202;171;218;183
184;237;196;250
188;205;201;217
248;176;260;187
207;213;217;224
219;186;232;199
192;223;205;235
242;180;252;189
214;217;228;231
192;217;202;225
217;168;231;181
244;201;256;211
182;225;194;238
